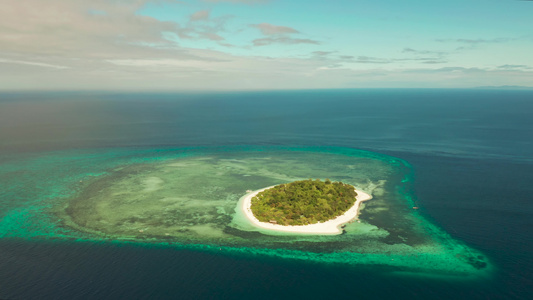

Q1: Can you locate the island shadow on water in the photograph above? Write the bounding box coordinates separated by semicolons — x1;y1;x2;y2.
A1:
7;146;492;279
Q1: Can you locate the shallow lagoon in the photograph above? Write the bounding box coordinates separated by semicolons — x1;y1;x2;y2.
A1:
0;146;492;278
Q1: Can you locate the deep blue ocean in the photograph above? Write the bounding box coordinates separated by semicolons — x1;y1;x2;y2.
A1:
0;89;532;299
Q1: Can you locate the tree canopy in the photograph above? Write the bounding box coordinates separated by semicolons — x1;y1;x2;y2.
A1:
250;179;358;226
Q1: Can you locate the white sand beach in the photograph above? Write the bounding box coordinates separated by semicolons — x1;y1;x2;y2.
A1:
241;185;372;235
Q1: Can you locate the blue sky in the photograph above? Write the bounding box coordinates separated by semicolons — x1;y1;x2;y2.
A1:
0;0;532;90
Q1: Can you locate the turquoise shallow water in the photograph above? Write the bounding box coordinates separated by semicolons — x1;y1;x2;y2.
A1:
0;146;492;279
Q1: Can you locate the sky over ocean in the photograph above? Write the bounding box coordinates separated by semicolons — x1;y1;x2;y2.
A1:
1;0;532;90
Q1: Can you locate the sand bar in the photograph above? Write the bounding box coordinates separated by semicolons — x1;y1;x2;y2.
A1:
241;185;372;235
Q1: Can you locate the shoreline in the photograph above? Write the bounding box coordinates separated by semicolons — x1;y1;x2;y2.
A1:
241;185;372;235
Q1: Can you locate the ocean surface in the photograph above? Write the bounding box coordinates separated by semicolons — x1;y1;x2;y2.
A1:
0;89;532;299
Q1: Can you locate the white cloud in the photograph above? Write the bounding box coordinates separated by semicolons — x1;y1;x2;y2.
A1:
0;0;185;59
249;23;320;46
0;0;530;90
190;10;210;22
253;37;320;46
251;23;299;35
0;58;69;69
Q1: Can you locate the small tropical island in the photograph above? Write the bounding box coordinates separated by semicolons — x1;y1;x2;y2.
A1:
241;179;372;234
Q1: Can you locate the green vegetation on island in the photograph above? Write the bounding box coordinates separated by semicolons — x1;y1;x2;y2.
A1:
250;179;358;226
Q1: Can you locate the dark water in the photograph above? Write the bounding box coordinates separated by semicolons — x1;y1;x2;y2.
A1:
1;89;532;299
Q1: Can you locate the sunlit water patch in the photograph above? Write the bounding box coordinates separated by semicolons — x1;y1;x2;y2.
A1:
0;146;492;278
